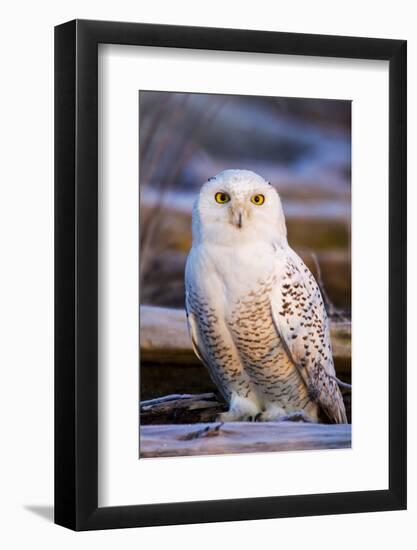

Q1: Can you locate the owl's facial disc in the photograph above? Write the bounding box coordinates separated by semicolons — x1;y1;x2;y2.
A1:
193;169;287;245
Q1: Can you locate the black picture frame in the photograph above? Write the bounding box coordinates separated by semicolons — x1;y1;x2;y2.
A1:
55;19;407;531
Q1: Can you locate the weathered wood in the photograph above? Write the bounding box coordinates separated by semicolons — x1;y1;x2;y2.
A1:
140;421;352;458
140;392;226;424
140;305;351;367
140;306;195;365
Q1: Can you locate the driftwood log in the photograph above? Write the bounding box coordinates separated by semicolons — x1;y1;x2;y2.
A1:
140;393;351;456
140;393;226;424
140;421;352;458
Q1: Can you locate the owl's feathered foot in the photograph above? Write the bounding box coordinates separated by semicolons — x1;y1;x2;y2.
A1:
255;404;286;422
216;393;262;422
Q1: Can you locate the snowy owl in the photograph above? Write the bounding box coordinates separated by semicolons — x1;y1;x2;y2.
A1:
185;169;347;424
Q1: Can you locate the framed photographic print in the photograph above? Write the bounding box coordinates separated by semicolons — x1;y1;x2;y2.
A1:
55;19;407;530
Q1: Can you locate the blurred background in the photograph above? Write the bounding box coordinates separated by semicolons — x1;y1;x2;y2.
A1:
139;91;351;315
139;91;351;419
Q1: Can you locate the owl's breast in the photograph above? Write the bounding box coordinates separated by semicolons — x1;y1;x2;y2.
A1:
226;276;313;408
187;240;278;294
227;272;280;360
213;241;281;296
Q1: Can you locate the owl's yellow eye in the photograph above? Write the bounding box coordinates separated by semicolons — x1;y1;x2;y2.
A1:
215;192;231;204
251;194;265;205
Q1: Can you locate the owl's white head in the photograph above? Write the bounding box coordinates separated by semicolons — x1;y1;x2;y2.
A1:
192;169;287;247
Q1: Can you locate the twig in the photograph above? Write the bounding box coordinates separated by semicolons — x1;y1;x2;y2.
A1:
310;252;348;322
141;392;216;408
329;375;352;390
140;392;226;425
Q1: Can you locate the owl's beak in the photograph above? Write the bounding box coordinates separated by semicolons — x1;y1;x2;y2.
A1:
231;208;244;228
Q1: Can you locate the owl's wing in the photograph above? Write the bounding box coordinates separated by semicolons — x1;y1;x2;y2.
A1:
184;290;229;401
185;296;208;365
270;249;347;424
